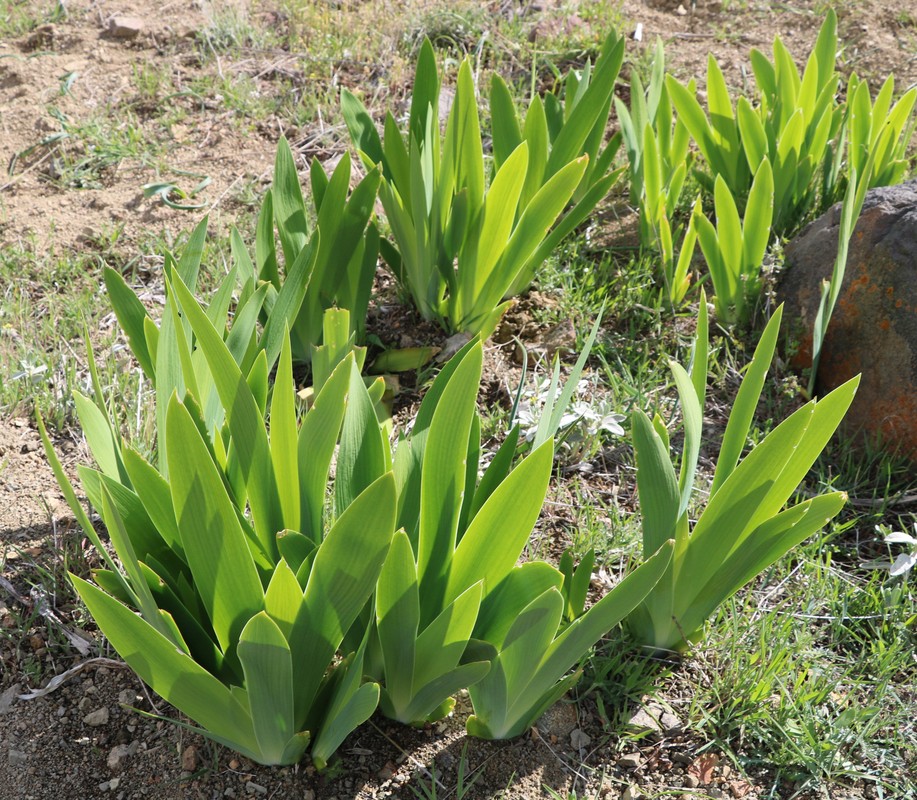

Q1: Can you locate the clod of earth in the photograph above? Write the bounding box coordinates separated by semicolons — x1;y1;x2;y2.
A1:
107;16;144;39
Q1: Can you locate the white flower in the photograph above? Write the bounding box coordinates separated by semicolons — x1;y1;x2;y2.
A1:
513;376;624;462
884;525;917;577
872;524;917;577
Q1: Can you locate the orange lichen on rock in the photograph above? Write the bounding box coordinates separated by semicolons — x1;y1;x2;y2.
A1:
776;179;917;464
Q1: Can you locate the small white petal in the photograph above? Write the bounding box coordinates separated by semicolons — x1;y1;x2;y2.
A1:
884;532;917;546
889;552;917;577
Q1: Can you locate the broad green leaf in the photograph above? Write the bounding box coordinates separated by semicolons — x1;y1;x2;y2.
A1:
172;273;283;559
122;447;183;555
310;629;379;771
409;39;440;152
270;336;299;529
450;60;484;210
413;581;483;691
632;410;679;554
545;31;622;179
642;123;662;208
103;267;154;379
666;76;719;174
290;473;396;720
272;136;310;269
80;468;183;579
299;354;353;540
260;233;317;369
521;95;548;207
513;169;621;295
736;97;768;172
166;395;264;653
376;531;420;712
341;89;385;168
469;426;520;520
473;561;563;647
713;175;742;276
238;612;296;763
490;74;522;169
470;588;564;737
97;484;174;641
741;158;774;273
417;341;483;616
712;305;782;494
481;156;587;312
263;559;302;641
671;363;702;517
73;391;121;481
684;493;845;635
336;360;389;516
254;190;280;288
463;142;528;303
446;440;553;607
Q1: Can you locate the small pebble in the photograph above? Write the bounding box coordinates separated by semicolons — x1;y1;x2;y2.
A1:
83;707;110;727
182;745;198;772
245;782;268;795
107;743;134;772
570;729;591;749
617;752;642;769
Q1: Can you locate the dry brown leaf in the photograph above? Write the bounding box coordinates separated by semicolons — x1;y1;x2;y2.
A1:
729;778;755;798
687;752;720;784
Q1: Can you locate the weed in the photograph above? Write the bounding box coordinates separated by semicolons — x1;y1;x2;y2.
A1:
0;0;63;37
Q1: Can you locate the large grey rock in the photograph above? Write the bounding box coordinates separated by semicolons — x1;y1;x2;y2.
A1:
778;180;917;461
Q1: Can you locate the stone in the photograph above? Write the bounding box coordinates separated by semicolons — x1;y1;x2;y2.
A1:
107;742;137;772
0;684;20;715
617;752;643;769
82;707;110;727
620;786;643;800
245;782;268;795
626;707;662;737
8;749;28;767
108;16;144;39
778;179;917;460
570;728;591;749
659;710;682;734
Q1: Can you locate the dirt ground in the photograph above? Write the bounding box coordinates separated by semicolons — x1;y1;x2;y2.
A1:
1;0;915;798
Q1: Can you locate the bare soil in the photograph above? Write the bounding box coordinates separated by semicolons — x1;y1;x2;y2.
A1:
1;0;915;798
